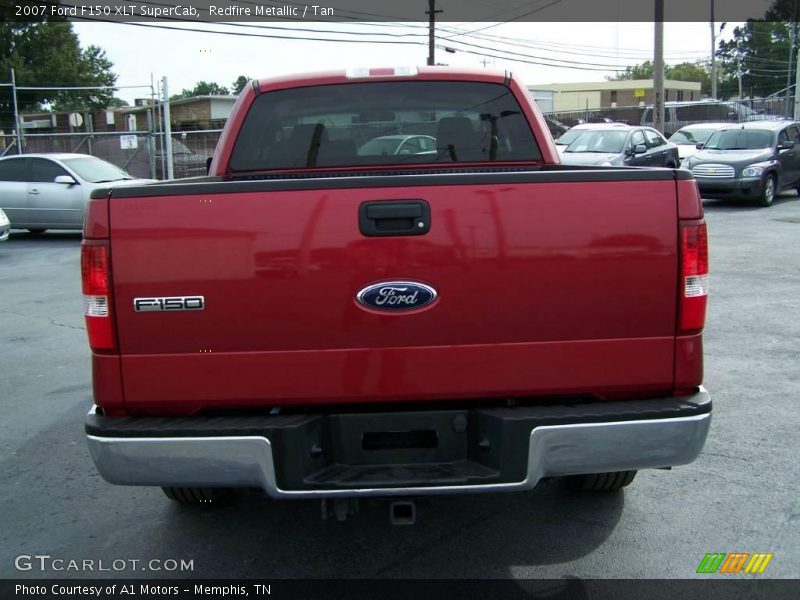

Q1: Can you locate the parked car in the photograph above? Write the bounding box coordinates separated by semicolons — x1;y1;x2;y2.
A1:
0;208;9;241
683;120;800;207
158;138;209;179
357;135;436;156
0;154;155;232
642;100;772;137
544;116;570;138
558;124;680;168
82;67;710;514
668;123;730;163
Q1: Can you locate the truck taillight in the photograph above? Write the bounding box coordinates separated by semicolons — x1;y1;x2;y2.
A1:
81;241;115;351
679;221;709;333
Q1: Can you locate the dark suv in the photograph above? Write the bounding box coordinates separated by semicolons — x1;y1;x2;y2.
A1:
682;121;800;207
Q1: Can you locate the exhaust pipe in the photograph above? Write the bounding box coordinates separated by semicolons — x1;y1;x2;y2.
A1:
389;500;416;526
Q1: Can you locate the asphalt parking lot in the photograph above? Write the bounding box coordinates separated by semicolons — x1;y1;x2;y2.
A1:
1;193;799;580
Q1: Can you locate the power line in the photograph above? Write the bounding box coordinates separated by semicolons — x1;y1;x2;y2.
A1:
68;14;627;72
442;36;632;69
440;0;564;41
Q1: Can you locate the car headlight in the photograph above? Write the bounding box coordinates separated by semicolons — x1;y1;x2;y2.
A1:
741;165;765;178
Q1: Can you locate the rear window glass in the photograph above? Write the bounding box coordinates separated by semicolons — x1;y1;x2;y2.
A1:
228;81;541;171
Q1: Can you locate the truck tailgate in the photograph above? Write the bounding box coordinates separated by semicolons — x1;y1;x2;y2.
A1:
109;176;678;412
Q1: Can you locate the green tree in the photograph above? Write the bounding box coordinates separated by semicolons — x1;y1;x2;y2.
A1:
170;81;230;101
232;75;250;95
0;22;120;125
716;20;793;98
765;0;800;21
609;60;654;80
105;97;129;108
667;62;712;96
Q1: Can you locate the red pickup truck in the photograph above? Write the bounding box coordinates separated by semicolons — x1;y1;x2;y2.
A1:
82;67;710;521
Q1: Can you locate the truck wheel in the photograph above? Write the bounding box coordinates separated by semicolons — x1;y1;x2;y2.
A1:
566;470;637;492
162;487;227;504
759;175;775;207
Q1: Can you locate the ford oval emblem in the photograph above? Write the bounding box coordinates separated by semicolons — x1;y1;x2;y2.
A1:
356;281;437;312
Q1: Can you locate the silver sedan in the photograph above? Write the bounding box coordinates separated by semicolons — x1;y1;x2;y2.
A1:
0;153;155;232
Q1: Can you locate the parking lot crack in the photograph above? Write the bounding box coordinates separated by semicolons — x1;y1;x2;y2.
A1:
48;318;85;331
1;309;84;331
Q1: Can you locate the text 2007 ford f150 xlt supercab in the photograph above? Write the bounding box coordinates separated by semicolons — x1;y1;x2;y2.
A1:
82;67;711;516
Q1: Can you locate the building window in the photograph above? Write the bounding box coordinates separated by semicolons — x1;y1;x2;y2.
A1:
610;91;618;103
676;90;684;102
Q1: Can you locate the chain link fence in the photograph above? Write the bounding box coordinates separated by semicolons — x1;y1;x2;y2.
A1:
4;128;222;180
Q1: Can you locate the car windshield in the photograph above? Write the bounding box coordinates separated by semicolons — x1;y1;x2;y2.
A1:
669;128;718;145
61;157;132;183
563;130;628;154
357;138;403;156
703;129;772;150
555;129;583;145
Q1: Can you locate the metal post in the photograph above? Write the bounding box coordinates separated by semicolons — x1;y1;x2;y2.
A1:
161;76;174;180
786;23;797;117
710;2;718;99
738;57;743;100
794;45;800;120
148;74;157;179
654;0;665;133
85;110;93;156
11;68;22;154
153;74;166;179
145;108;156;180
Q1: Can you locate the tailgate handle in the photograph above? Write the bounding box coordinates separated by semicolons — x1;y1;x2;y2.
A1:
359;200;430;237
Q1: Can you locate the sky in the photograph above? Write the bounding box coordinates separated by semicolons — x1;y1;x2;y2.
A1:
70;21;736;104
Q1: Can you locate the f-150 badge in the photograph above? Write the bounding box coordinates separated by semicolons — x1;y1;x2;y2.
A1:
133;296;205;312
356;282;436;312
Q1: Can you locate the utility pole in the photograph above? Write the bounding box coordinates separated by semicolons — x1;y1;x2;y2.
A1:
654;0;665;133
786;4;799;117
10;68;22;154
710;0;717;99
427;0;442;66
794;44;800;119
161;76;174;180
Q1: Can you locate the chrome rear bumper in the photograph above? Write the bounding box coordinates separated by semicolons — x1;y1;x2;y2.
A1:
86;389;711;498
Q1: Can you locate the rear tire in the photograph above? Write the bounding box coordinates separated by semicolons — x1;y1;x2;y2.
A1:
162;487;228;504
566;470;637;492
759;174;776;207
